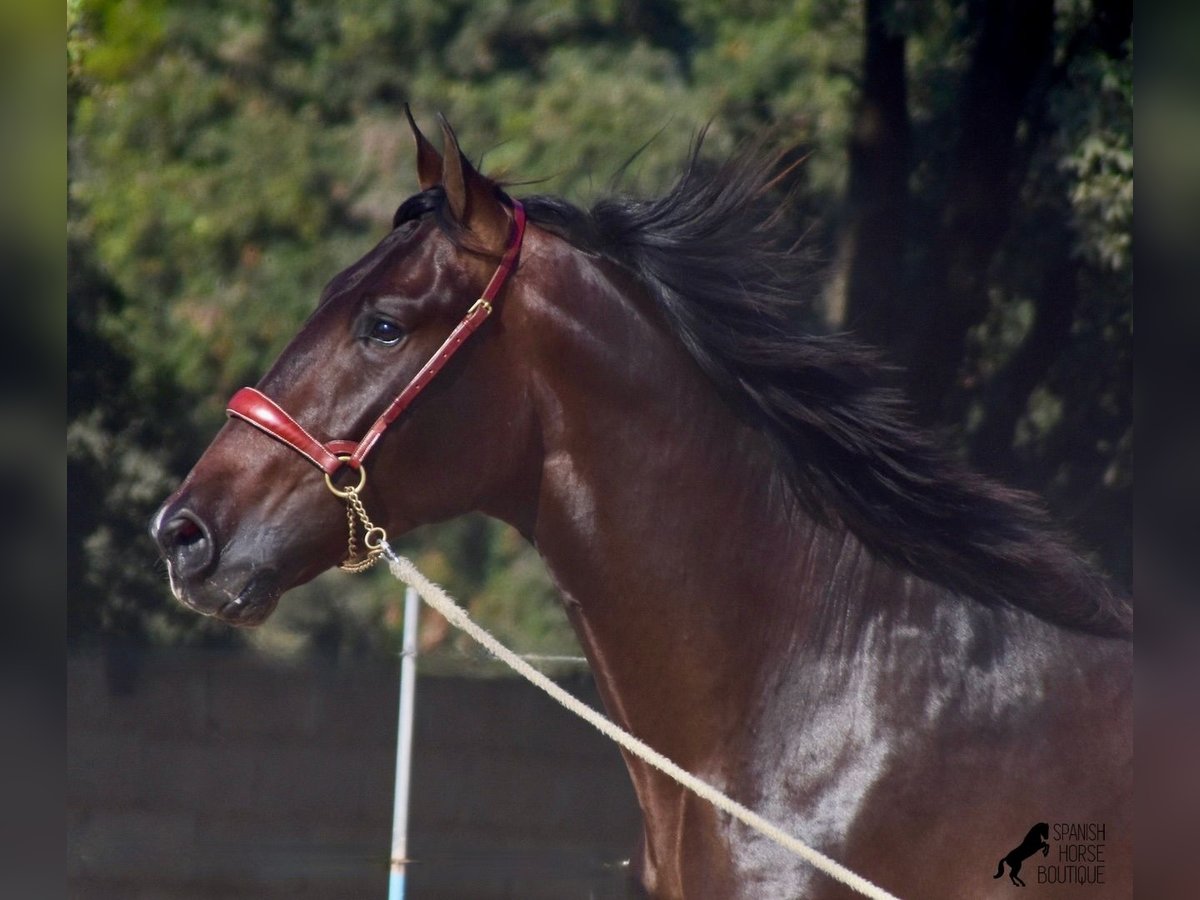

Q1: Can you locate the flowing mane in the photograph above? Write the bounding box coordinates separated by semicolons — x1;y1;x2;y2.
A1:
523;140;1130;640
397;139;1131;640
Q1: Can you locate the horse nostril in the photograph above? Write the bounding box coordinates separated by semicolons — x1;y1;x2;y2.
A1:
155;509;217;578
169;516;203;546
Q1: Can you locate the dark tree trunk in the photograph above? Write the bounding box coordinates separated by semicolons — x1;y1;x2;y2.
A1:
901;0;1056;423
836;0;911;343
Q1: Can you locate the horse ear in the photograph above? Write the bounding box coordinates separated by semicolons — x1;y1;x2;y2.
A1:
438;116;468;220
405;104;442;191
437;114;510;249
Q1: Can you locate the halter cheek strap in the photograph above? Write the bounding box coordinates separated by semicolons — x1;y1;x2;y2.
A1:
225;200;526;474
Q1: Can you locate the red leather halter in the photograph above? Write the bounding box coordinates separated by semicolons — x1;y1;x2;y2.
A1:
226;200;526;477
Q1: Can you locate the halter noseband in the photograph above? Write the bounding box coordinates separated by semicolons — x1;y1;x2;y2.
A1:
224;199;527;569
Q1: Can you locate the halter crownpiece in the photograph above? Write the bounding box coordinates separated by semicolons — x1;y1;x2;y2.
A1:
224;199;526;569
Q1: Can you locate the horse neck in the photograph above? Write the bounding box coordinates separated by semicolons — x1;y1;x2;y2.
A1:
505;238;1134;891
511;240;936;772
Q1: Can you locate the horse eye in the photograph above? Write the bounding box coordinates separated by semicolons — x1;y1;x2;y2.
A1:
367;318;405;346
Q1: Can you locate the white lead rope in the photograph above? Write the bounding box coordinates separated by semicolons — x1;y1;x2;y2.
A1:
382;545;902;900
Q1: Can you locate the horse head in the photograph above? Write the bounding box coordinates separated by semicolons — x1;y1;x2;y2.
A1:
151;113;543;625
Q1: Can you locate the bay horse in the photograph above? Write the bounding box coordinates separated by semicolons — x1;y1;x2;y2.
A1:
152;113;1132;899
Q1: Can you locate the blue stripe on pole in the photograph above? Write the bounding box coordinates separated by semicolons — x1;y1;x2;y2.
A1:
388;869;405;900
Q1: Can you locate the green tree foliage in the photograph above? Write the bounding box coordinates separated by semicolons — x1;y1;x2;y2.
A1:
68;0;1131;660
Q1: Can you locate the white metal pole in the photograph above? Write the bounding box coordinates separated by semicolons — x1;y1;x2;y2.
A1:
388;585;420;900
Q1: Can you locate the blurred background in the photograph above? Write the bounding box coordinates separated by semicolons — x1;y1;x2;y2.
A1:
67;0;1131;660
52;0;1164;897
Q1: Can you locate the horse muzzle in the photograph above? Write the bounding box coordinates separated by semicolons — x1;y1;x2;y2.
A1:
151;499;281;626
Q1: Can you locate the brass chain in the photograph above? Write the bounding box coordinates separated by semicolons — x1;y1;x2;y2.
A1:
338;485;387;573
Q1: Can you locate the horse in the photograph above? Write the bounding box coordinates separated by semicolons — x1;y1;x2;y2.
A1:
994;822;1050;887
152;112;1133;899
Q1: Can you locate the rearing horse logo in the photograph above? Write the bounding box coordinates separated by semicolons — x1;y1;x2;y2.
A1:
994;822;1050;887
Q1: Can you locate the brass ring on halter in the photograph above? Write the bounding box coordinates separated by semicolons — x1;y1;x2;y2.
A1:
324;455;367;498
363;527;387;550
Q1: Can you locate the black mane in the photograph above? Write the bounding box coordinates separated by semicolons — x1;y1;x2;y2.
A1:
514;139;1131;640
